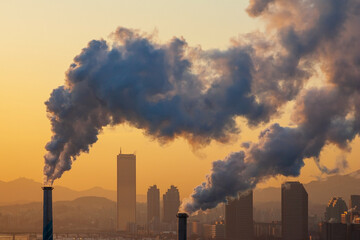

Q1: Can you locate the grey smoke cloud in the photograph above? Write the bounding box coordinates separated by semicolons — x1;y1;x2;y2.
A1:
44;29;276;183
182;87;359;212
44;15;317;183
246;0;274;17
44;0;360;217
182;0;360;213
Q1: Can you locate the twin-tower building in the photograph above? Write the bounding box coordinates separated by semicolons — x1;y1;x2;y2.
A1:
226;182;308;240
116;150;180;232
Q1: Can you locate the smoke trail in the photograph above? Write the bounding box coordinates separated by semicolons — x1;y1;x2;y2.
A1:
182;0;360;213
182;87;358;212
44;31;272;183
43;19;314;184
44;0;360;210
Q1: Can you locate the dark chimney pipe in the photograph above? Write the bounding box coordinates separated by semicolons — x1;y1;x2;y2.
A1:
177;213;188;240
42;187;53;240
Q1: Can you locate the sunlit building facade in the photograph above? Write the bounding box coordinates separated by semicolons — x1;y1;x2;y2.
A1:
163;185;180;226
147;185;160;232
225;190;253;240
281;181;308;240
117;151;136;231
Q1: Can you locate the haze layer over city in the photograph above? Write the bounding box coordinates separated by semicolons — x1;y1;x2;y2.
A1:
1;0;360;239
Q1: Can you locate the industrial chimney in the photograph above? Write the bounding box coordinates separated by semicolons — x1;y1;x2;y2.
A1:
177;213;188;240
42;187;53;240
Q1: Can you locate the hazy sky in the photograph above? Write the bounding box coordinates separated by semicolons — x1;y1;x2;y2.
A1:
1;0;359;199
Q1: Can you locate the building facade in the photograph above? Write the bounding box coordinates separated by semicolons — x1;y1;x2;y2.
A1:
225;190;253;240
117;151;136;231
350;195;360;222
325;197;347;223
281;181;308;240
212;221;226;240
163;185;180;226
147;185;160;232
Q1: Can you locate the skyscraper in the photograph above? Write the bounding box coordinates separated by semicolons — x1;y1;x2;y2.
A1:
325;197;347;223
117;150;136;231
281;181;308;240
163;185;180;225
225;190;253;240
147;185;160;231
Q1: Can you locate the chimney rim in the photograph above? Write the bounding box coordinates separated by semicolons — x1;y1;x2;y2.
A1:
177;213;189;218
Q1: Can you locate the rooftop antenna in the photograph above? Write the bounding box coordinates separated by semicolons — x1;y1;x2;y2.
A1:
120;147;122;154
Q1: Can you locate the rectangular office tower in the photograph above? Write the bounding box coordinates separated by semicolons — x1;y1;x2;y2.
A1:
117;151;136;231
281;182;308;240
225;190;253;240
147;185;160;232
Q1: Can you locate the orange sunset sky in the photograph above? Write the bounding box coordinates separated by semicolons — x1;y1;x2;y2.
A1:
1;0;360;200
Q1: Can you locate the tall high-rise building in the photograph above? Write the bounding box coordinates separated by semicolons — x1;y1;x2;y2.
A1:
147;185;160;231
117;150;136;231
281;181;308;240
225;190;253;240
325;197;347;223
163;185;180;224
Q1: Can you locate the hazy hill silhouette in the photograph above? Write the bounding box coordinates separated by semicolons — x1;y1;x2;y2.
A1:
1;170;359;206
254;169;360;205
0;178;146;206
0;196;116;232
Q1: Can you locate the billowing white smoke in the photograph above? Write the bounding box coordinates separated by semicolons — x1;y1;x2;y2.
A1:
44;0;360;215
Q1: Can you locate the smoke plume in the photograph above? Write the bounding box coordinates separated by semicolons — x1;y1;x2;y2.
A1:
45;0;360;214
182;0;360;213
44;19;312;183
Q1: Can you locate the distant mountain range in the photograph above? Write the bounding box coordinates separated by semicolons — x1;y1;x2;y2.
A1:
0;178;146;206
254;169;360;205
1;169;359;206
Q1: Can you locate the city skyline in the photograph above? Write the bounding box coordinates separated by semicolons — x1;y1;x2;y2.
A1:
2;0;360;198
1;172;360;239
1;0;360;238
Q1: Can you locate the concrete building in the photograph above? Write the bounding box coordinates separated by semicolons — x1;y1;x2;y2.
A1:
349;195;360;222
147;185;160;232
320;222;360;240
117;150;136;231
163;185;180;226
281;181;308;240
225;190;253;240
321;222;347;240
162;185;180;231
325;197;347;223
254;221;281;239
212;221;226;240
350;195;360;209
190;221;202;237
202;224;213;240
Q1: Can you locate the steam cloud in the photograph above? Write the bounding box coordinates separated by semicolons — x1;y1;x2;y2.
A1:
182;0;360;213
44;0;360;214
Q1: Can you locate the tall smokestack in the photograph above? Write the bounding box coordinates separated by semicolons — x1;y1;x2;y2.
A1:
177;213;188;240
42;187;53;240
